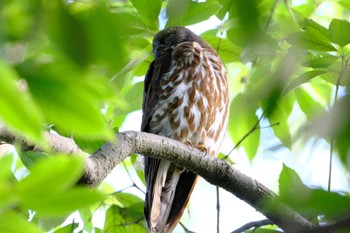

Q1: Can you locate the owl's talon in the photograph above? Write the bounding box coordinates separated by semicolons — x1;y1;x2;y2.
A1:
194;144;208;156
185;139;194;149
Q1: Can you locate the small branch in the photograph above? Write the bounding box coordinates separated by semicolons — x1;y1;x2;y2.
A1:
216;186;220;233
226;111;266;158
306;216;350;233
179;222;197;233
231;219;274;233
0;124;81;155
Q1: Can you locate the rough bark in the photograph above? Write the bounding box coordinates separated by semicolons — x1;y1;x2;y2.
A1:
0;127;315;232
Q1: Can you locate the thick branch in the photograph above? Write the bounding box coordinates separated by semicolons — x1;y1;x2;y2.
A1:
80;131;315;233
0;127;315;232
0;125;81;154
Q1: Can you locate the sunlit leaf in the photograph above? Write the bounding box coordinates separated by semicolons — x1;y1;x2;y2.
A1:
284;70;327;93
295;88;325;120
301;54;338;68
0;155;17;210
129;0;161;30
17;156;104;216
228;93;260;161
246;229;281;233
166;0;222;27
53;223;79;233
267;96;294;150
113;192;144;208
329;18;350;47
44;1;126;72
19;151;48;169
104;205;147;233
287;31;337;51
279;165;350;219
279;164;311;206
20;62;114;141
200;35;242;63
338;0;350;12
0;61;44;144
17;156;84;193
0;212;44;233
115;12;153;35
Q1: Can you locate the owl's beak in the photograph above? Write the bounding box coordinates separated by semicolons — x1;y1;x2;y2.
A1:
153;42;165;58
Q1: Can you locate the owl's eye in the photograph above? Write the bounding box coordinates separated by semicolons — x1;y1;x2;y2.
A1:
163;31;176;44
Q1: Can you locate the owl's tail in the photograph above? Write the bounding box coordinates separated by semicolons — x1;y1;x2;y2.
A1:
144;160;198;233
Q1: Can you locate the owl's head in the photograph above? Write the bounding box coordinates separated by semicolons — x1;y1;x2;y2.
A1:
152;26;208;58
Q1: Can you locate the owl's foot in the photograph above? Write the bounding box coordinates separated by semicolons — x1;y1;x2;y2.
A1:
194;144;208;156
185;140;208;156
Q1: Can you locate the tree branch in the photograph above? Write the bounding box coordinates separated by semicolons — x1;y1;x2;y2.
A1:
231;219;274;233
0;126;315;233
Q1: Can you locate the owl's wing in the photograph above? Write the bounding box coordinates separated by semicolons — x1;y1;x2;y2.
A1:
141;51;171;229
141;50;199;233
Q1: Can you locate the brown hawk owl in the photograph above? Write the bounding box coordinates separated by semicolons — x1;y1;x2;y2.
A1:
142;26;229;233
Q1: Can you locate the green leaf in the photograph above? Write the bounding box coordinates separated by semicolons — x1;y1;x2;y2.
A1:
113;192;144;208
25;187;103;216
217;152;234;165
0;61;44;144
302;19;331;43
284;70;327;93
116;13;153;35
129;0;161;30
0;155;18;210
267;96;293;150
301;54;338;68
166;0;222;27
228;93;260;161
19;151;48;170
22;62;114;141
287;31;337;51
329;19;350;47
246;229;281;233
0;212;44;233
17;156;84;194
104;205;147;233
0;154;14;181
45;1;126;72
338;0;350;12
17;156;104;216
200;34;242;63
54;223;79;233
279;164;310;206
295;88;325;120
279;165;350;218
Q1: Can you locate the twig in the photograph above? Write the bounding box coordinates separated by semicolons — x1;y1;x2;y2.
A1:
216;186;220;233
328;54;350;191
306;216;350;233
179;222;197;233
122;161;145;194
231;219;274;233
225;111;266;159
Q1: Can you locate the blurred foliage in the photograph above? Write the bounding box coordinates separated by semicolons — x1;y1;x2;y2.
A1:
1;0;350;232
